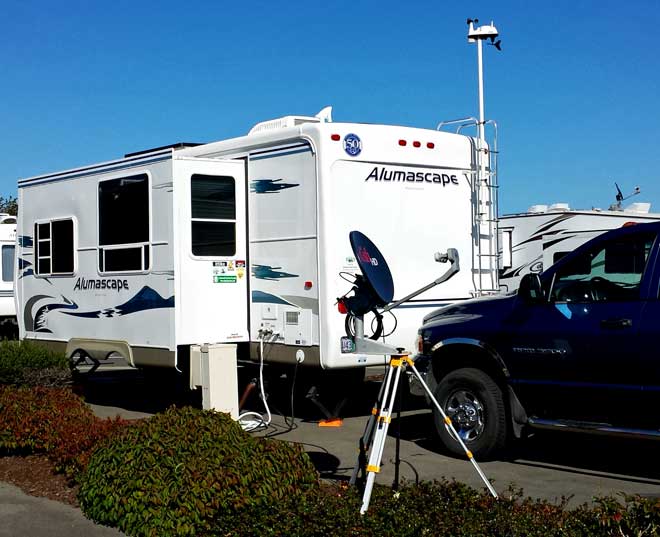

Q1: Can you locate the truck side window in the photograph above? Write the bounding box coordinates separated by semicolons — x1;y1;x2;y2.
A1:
190;174;236;257
549;232;655;303
98;174;150;272
34;219;74;276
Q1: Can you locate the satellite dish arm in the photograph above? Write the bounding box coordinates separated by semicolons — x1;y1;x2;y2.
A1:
381;249;460;314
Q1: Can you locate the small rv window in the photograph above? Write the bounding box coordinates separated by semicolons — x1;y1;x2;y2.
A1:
500;229;512;269
2;245;15;282
98;174;150;272
191;175;236;257
192;175;236;220
34;218;74;276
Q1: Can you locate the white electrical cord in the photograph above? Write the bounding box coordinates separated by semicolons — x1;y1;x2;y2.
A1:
238;330;273;432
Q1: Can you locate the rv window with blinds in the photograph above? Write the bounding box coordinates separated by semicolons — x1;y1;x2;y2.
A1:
191;174;236;256
34;219;74;276
98;174;150;272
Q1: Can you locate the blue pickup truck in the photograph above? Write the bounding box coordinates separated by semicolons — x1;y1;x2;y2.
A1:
414;221;660;458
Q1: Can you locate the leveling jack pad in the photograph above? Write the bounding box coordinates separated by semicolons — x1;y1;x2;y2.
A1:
318;418;344;427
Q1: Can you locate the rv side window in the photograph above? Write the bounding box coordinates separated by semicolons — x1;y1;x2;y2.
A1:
500;229;512;269
2;245;15;282
98;174;150;272
191;174;236;256
34;219;74;276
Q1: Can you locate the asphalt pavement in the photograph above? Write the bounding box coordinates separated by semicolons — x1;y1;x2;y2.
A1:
0;482;123;537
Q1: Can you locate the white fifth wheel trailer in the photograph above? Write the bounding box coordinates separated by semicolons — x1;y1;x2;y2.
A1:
15;110;498;373
0;214;17;338
499;201;660;292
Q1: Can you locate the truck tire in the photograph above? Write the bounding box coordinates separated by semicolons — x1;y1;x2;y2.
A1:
433;368;507;460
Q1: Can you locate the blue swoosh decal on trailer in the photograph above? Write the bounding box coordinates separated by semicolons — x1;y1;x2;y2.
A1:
252;264;299;280
251;291;297;307
63;286;174;319
250;178;299;194
34;296;80;333
18;236;33;248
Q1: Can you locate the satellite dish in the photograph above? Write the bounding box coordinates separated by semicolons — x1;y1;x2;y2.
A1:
344;231;394;315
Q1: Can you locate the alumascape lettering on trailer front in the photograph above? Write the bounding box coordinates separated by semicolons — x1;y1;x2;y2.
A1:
73;277;129;292
365;166;459;185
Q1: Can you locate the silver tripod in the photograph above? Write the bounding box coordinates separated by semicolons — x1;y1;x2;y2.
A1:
349;352;498;514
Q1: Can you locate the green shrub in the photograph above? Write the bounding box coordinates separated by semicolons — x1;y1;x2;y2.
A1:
78;406;319;537
0;340;70;387
0;385;128;479
213;481;660;537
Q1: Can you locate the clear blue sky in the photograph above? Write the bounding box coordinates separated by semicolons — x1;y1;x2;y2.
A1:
2;0;658;214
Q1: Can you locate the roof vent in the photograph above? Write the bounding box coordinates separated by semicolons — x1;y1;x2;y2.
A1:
624;202;651;214
527;204;548;213
248;115;321;135
248;106;333;135
548;203;570;211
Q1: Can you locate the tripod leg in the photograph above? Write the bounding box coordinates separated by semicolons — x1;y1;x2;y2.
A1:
350;365;392;486
360;361;403;514
408;361;498;499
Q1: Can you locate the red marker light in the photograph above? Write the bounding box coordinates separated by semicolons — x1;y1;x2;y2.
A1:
331;134;340;141
427;142;435;149
622;222;637;227
413;141;421;148
338;300;348;314
398;139;407;146
304;280;313;289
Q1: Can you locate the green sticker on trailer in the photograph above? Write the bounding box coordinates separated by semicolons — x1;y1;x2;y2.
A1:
214;275;237;283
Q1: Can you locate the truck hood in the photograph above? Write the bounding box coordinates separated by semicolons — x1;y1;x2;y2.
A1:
422;293;515;326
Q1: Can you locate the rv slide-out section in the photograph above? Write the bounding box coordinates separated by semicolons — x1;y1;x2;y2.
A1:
17;113;494;371
16;153;248;368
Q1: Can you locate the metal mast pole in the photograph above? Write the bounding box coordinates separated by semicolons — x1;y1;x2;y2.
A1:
476;37;485;147
467;19;499;294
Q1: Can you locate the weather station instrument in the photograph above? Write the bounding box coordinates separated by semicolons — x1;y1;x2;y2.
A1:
337;231;498;514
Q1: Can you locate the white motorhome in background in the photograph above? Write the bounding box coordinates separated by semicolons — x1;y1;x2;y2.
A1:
0;214;17;338
498;201;660;292
15;109;498;378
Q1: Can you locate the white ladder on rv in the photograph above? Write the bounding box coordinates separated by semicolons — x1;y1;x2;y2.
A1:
438;117;500;296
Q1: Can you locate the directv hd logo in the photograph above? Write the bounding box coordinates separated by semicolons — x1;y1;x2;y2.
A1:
343;133;362;157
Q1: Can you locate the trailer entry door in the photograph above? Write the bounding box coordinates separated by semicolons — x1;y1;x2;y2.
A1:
174;157;248;344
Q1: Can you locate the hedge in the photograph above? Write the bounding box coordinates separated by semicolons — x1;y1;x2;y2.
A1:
78;406;319;537
0;385;128;479
215;481;660;537
0;340;70;387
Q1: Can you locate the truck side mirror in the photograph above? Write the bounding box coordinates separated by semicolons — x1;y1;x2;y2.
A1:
518;273;544;303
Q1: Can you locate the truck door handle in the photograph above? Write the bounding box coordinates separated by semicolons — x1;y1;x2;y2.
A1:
600;318;632;329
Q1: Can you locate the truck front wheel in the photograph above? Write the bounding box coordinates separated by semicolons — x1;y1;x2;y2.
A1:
432;367;507;460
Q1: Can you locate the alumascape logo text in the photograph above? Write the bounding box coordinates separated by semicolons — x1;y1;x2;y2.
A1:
365;166;459;185
74;277;129;292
